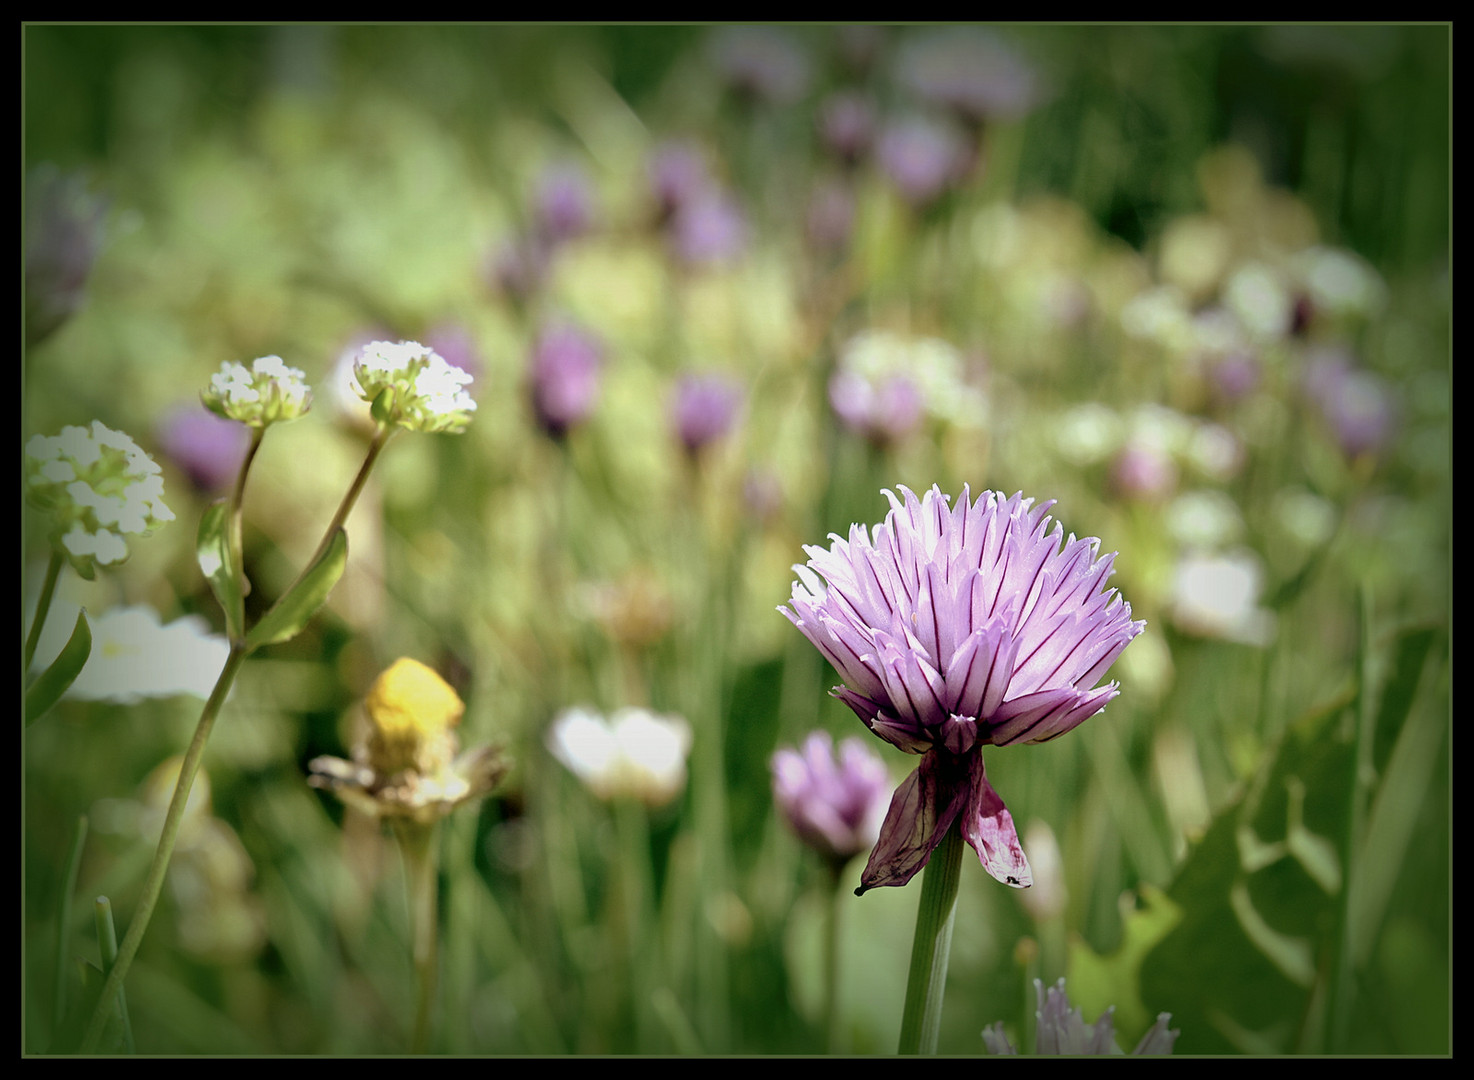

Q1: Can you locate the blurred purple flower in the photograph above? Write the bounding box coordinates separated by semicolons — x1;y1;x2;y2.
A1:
535;162;595;244
828;369;924;445
648;140;712;222
26;165;108;348
1208;349;1262;405
818;91;877;166
984;978;1179;1055
1302;346;1397;459
875;115;972;206
155;406;251;493
772;732;890;866
672;372;744;455
670;189;748;267
1111;440;1179;502
781;486;1143;893
895;27;1040;125
709;25;811;105
529;322;604;439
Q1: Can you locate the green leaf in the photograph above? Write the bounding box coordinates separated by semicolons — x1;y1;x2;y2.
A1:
244;528;348;652
196;498;244;643
25;609;92;725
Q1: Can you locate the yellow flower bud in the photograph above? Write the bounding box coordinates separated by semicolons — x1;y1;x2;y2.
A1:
363;658;464;777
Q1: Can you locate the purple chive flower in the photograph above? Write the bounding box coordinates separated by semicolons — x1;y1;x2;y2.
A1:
1302;346;1397;459
829;369;925;446
771;732;891;866
818;91;877;166
709;25;811;105
781;486;1144;893
529;322;604;439
874;115;972;207
648;140;711;222
672;372;744;455
535;162;595;245
155;406;251;493
984;978;1179;1055
670;189;748;267
894;27;1040;126
1110;440;1179;502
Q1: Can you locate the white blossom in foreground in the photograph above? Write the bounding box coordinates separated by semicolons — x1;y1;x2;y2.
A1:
351;340;477;434
201;355;313;427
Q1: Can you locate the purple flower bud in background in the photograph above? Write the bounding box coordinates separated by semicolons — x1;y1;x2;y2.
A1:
1207;349;1261;405
529;322;604;439
25;165;108;349
818;91;876;166
535;162;595;245
155;405;251;494
984;978;1179;1055
670;189;748;268
894;26;1040;125
771;732;891;866
648;140;711;223
875;115;972;207
709;25;811;105
829;369;925;445
1111;440;1179;502
1302;345;1397;459
672;372;744;456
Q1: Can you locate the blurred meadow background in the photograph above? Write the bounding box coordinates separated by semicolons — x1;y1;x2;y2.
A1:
23;24;1449;1055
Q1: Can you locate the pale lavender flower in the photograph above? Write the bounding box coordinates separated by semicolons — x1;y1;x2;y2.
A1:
1111;440;1179;502
1302;348;1396;459
818;91;877;166
648;140;711;222
781;486;1143;893
895;27;1040;125
535;162;595;244
829;369;925;445
984;978;1179;1055
530;322;604;439
672;372;744;455
772;732;890;866
670;189;748;267
156;406;251;493
709;25;811;105
874;115;972;207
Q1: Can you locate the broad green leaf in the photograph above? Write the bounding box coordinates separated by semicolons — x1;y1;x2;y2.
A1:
25;609;92;725
196;498;244;643
244;528;348;652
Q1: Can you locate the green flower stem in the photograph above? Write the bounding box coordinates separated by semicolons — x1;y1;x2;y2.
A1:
79;641;249;1053
897;818;965;1055
93;896;134;1054
392;820;440;1054
823;860;846;1054
225;427;266;635
23;548;65;676
613;796;656;1051
288;422;394;602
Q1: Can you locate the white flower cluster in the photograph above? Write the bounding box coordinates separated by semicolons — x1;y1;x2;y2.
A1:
25;421;174;575
547;706;692;807
351;340;477;434
201;355;313;427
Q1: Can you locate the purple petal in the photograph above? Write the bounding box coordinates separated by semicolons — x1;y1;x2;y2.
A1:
959;752;1031;887
857;750;970;893
989;684;1118;746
